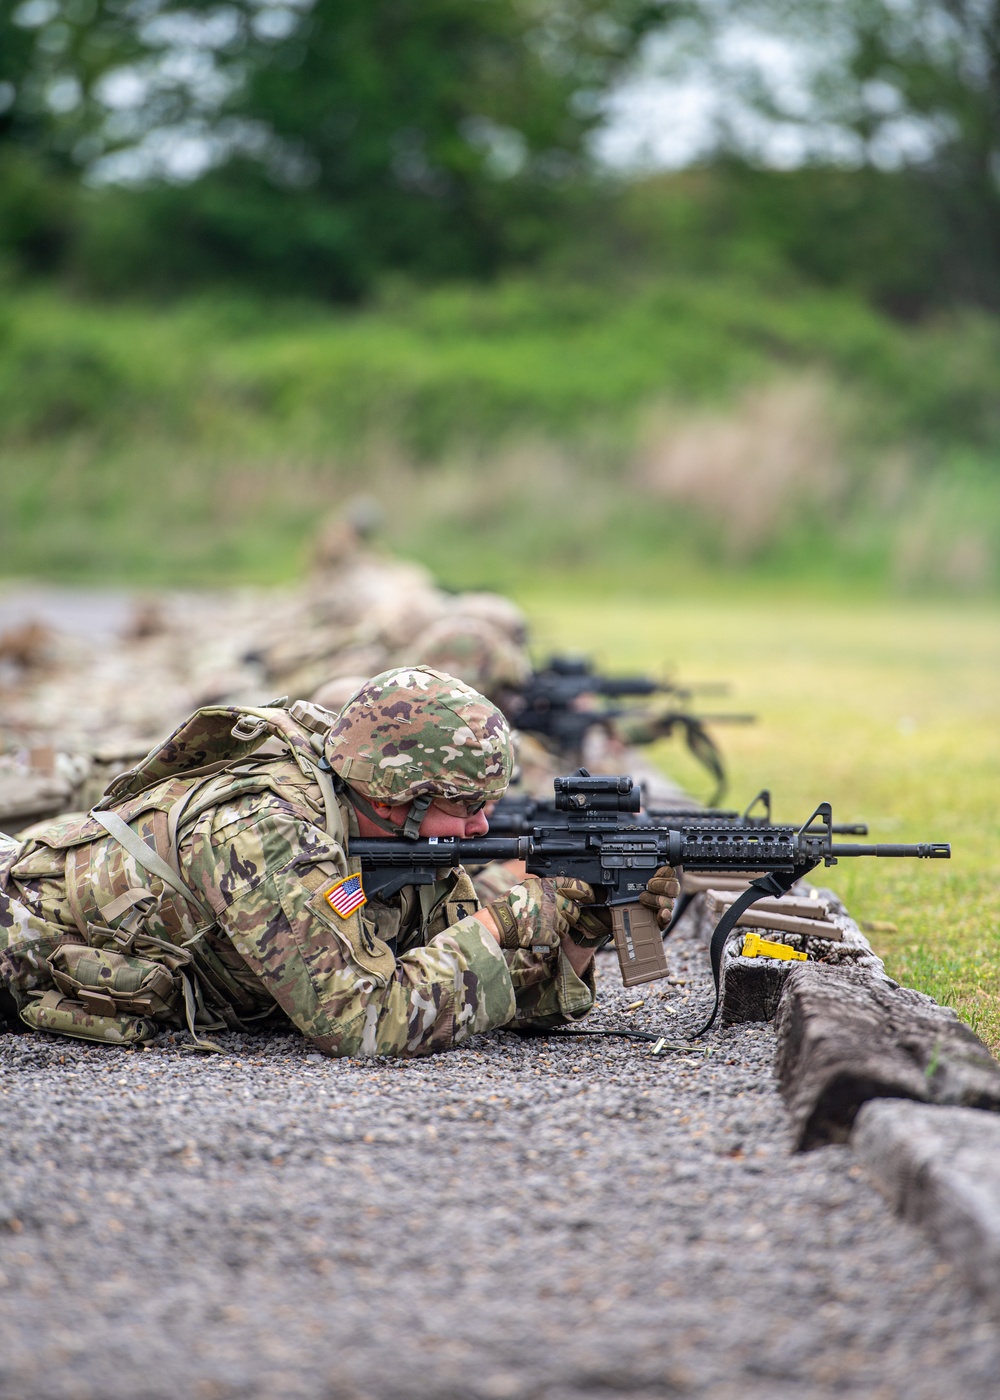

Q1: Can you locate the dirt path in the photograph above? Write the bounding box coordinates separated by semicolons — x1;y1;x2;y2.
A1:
0;584;136;643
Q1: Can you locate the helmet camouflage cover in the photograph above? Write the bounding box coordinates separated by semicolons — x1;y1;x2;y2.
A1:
325;666;513;806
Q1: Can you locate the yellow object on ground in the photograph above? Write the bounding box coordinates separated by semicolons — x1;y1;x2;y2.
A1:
740;932;807;962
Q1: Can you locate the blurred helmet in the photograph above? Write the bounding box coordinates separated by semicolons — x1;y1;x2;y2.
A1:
325;666;513;813
311;497;384;573
451;592;528;646
311;674;375;714
402;615;530;703
364;591;448;651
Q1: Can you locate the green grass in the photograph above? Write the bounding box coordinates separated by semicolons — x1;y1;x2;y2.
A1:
1;277;999;592
521;591;1000;1046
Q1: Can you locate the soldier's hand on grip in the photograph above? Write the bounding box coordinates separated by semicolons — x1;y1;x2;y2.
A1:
487;876;594;950
639;864;680;929
570;902;614;949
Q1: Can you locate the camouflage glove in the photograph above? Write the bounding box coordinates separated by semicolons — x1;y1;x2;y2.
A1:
638;865;680;930
487;877;594;950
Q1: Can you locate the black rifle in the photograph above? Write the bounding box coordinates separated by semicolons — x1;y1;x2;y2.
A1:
351;774;950;1034
488;783;870;937
507;658;753;804
523;655;689;702
524;655;727;704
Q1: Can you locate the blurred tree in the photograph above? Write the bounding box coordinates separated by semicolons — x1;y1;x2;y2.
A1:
718;0;1000;309
2;0;688;294
834;0;1000;306
604;163;954;317
0;0;142;273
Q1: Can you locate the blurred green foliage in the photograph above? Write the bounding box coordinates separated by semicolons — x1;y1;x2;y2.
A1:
3;153;998;318
1;269;997;591
0;0;682;295
1;0;999;308
610;165;989;320
2;268;998;452
2;0;999;593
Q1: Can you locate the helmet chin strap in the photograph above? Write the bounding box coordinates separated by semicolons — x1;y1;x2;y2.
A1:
342;785;432;842
402;794;432;840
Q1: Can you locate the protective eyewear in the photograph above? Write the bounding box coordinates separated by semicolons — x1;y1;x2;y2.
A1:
431;795;490;818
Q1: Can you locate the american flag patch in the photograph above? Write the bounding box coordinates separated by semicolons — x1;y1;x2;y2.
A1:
324;874;367;918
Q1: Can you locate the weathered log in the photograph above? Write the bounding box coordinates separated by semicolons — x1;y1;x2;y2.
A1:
775;964;1000;1151
853;1100;1000;1304
720;954;790;1026
708;903;845;941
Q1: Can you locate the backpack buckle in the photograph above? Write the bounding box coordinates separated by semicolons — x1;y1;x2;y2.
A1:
77;989;116;1017
231;715;269;742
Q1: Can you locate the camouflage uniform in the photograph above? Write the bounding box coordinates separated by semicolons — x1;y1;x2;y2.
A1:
0;670;594;1057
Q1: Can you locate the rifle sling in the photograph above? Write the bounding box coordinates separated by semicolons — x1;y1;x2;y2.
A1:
692;869;801;1037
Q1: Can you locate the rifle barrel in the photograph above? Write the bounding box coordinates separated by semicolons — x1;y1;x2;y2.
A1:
830;842;951;859
688;713;756;725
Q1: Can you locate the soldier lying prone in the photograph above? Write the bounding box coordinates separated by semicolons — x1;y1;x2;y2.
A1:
0;669;675;1057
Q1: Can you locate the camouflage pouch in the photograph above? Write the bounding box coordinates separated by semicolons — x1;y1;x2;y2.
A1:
21;989;156;1045
47;943;182;1021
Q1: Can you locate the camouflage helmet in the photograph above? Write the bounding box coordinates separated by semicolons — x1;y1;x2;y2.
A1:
325;666;513;811
402;615;530;703
451;592;528;646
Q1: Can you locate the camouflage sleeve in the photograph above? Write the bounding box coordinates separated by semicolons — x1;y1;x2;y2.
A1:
0;836;76;1006
0;889;67;1006
503;946;596;1031
194;807;517;1057
220;866;516;1057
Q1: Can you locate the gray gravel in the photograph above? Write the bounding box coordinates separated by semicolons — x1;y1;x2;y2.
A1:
1;912;998;1400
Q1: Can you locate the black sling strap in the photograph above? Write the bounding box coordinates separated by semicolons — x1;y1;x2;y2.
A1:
692;867;801;1037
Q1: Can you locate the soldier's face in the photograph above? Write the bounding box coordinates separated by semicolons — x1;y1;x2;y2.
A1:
357;796;492;839
421;798;491;838
384;799;491;838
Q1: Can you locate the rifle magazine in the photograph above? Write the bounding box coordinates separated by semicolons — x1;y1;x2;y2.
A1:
612;903;670;986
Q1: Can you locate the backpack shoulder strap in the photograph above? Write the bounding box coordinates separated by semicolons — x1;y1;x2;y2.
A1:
90;810;211;922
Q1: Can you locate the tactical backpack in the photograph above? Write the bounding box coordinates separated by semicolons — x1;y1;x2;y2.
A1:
11;699;344;1049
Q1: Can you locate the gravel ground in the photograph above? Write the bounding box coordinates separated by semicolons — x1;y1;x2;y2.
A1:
1;911;999;1400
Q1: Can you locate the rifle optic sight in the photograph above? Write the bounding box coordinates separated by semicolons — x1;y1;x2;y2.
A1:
553;772;642;814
